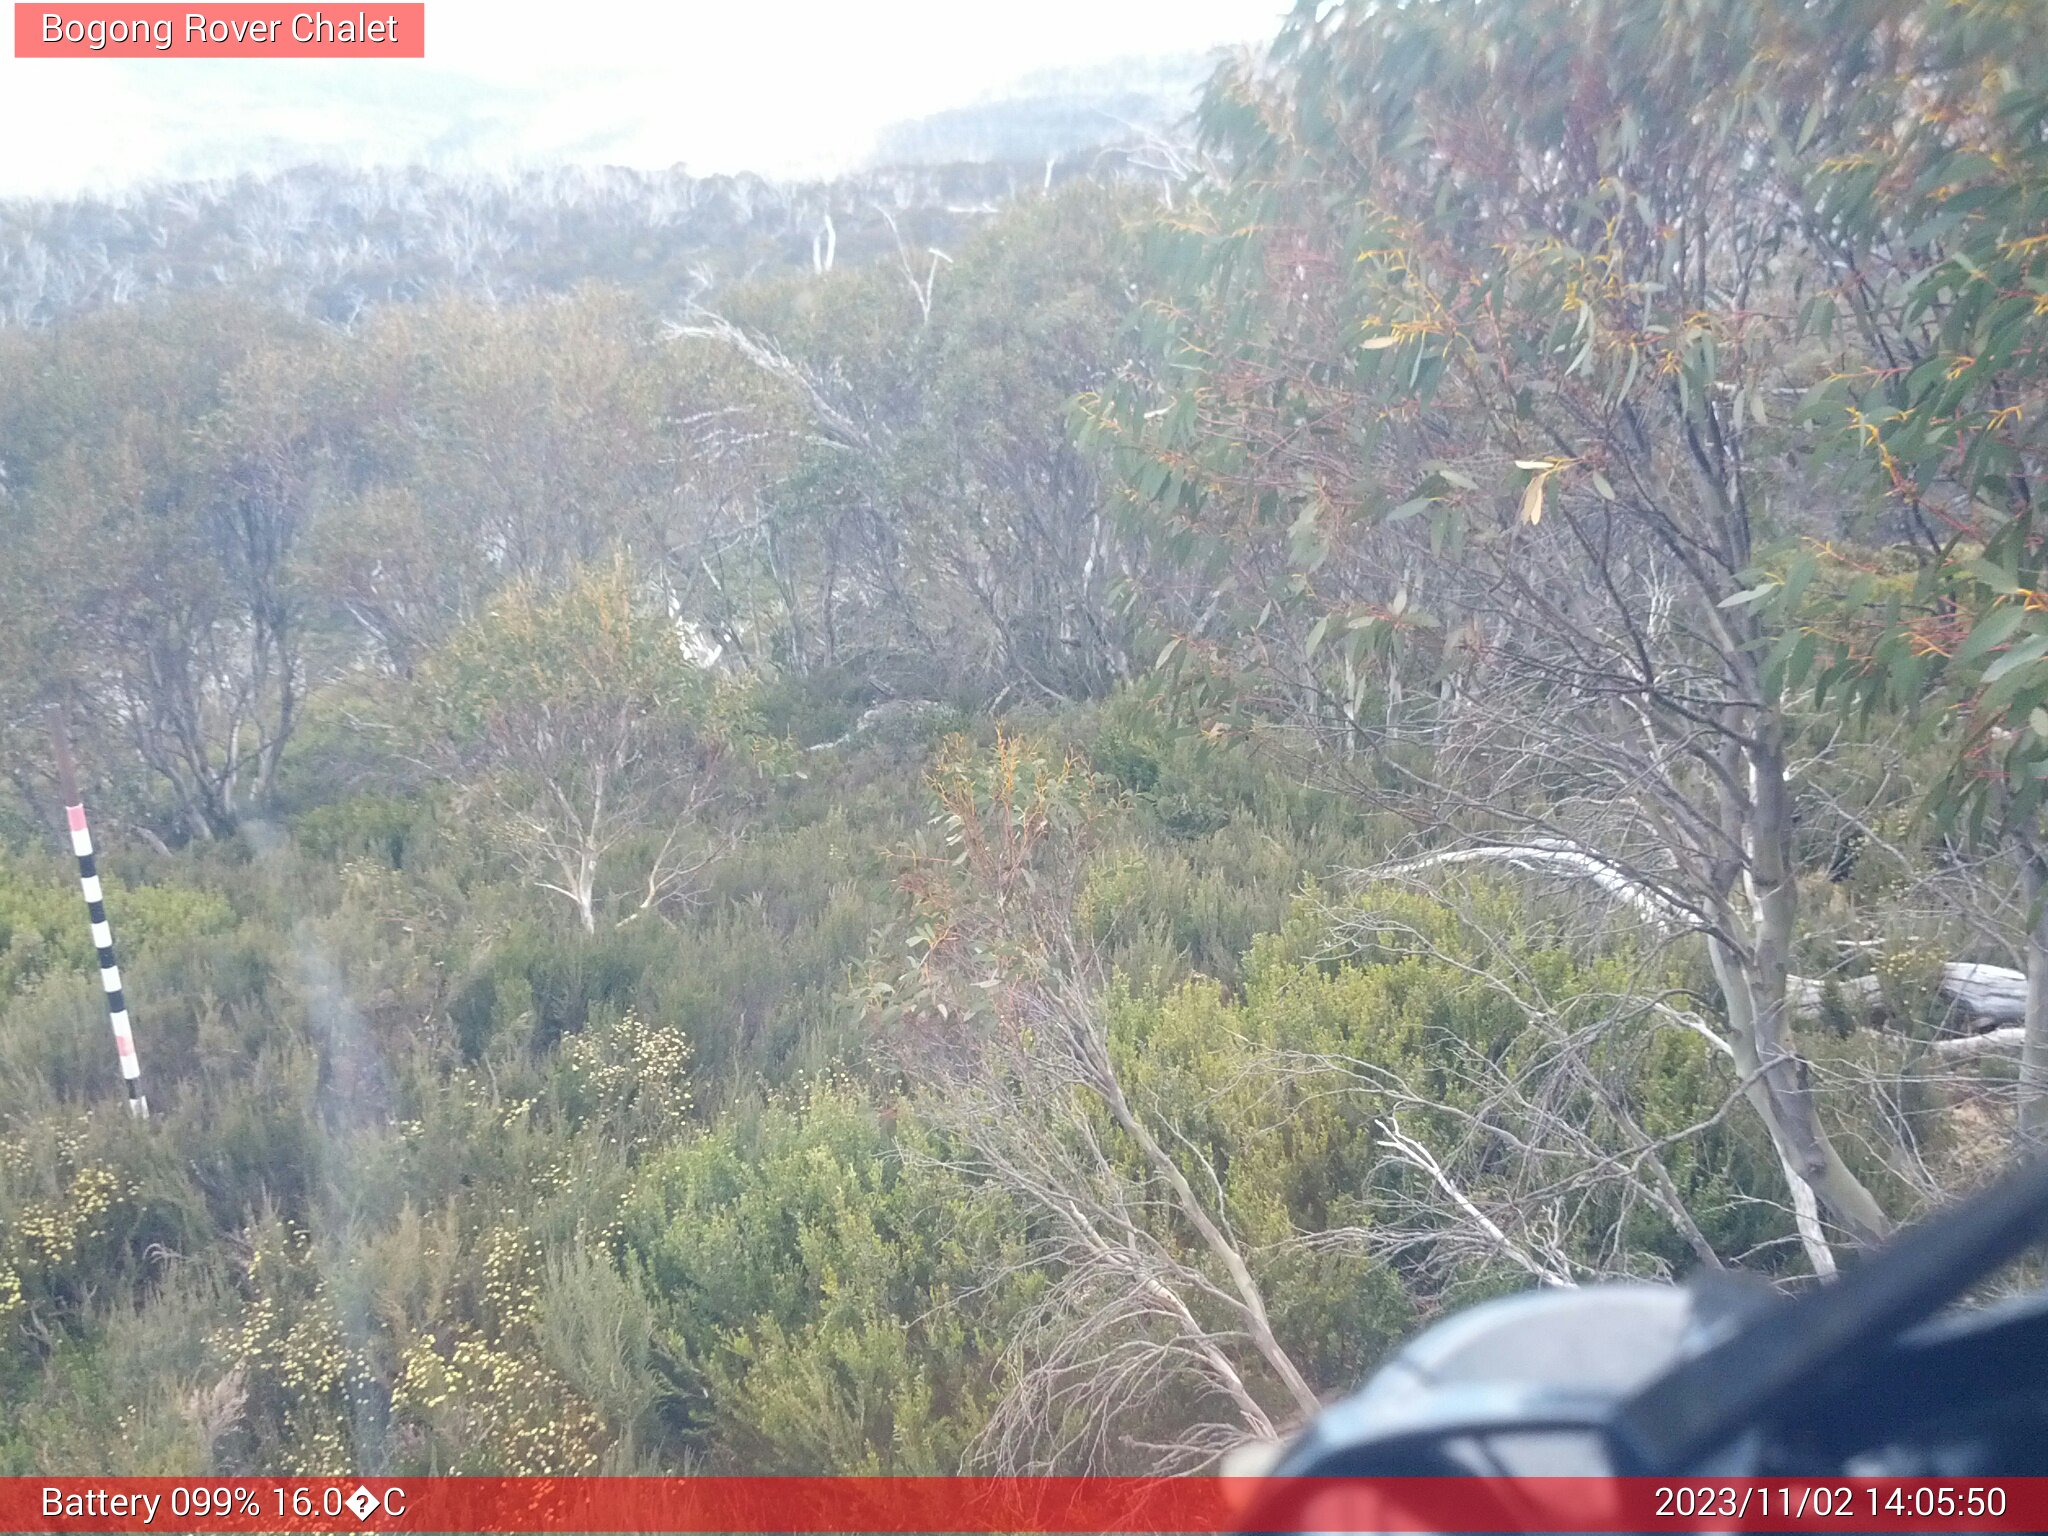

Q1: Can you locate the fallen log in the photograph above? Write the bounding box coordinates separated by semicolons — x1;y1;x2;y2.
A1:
1923;1026;2027;1060
1787;962;2027;1030
1365;841;2032;1033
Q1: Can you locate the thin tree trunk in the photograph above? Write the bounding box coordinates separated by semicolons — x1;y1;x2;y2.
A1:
1094;1056;1319;1419
1729;723;1893;1250
1709;936;1891;1249
2019;831;2048;1151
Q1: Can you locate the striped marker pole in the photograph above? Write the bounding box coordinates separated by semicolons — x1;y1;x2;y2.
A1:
49;707;148;1118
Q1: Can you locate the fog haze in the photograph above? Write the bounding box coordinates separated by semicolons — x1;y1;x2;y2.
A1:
0;0;1288;195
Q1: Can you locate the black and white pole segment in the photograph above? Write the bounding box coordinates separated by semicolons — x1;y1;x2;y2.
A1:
48;706;148;1117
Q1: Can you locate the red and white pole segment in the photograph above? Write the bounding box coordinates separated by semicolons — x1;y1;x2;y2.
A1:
49;707;148;1118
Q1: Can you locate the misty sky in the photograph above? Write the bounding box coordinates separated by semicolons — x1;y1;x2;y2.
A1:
0;0;1292;197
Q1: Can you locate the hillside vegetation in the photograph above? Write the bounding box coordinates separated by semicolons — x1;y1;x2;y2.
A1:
2;0;2045;1475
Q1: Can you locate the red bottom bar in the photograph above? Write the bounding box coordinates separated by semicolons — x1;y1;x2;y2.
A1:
7;1476;2045;1533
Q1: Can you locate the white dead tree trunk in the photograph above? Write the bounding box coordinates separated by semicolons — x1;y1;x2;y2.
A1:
1361;826;1888;1273
2020;835;2048;1150
1377;1118;1578;1289
1288;893;1811;1279
873;204;951;326
909;958;1317;1472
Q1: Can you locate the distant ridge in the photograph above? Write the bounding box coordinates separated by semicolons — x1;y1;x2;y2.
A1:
0;153;1178;329
870;50;1222;167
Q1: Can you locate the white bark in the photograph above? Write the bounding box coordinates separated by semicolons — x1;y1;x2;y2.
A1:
1924;1027;2027;1061
1384;843;2028;1032
1787;963;2027;1028
1364;837;1910;1259
1378;840;1689;929
2023;842;2048;1149
1776;1148;1838;1278
1378;1119;1576;1288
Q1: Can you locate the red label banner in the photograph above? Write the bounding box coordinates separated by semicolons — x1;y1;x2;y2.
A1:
1;1476;2043;1533
14;4;424;57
